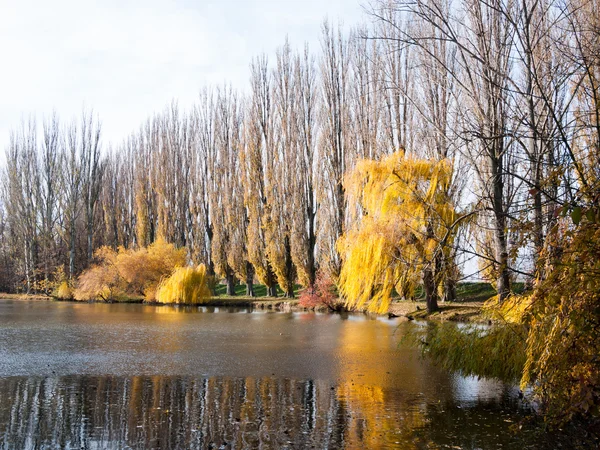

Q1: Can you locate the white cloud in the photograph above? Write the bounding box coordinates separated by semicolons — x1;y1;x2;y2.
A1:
0;0;364;149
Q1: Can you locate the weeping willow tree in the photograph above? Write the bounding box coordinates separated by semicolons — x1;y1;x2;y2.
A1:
337;150;464;313
155;264;211;305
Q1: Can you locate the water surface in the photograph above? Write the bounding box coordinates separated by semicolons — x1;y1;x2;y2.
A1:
0;300;539;449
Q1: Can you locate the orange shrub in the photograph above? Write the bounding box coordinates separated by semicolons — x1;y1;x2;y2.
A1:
74;247;123;301
74;238;187;302
116;238;186;300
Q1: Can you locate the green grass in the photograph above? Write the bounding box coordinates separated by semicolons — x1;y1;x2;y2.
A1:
388;281;528;304
204;283;304;308
455;282;496;302
455;281;526;303
213;283;302;298
211;281;527;303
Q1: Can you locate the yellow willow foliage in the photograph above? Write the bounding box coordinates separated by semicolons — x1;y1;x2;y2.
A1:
55;280;73;300
338;150;458;313
155;265;211;304
468;215;600;426
337;219;419;312
520;219;600;425
345;151;454;224
483;294;532;324
403;321;527;383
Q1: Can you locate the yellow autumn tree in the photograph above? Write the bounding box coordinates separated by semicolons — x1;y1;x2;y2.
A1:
115;237;187;300
155;264;211;304
337;150;462;313
520;216;600;425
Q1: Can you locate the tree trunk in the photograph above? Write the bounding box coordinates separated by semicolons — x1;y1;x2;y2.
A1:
491;156;511;303
496;251;511;302
43;239;49;290
205;263;216;297
69;221;76;280
24;241;32;294
284;285;294;298
494;210;510;302
284;235;295;298
265;266;278;297
226;270;236;296
245;262;255;297
443;276;456;303
423;268;439;313
307;200;316;287
333;179;345;277
87;218;93;265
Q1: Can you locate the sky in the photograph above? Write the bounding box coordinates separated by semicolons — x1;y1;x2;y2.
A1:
0;0;365;151
0;0;489;280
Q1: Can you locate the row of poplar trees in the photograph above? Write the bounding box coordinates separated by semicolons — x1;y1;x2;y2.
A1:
2;0;599;301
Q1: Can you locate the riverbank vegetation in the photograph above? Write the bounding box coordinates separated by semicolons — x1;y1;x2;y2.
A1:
408;229;600;429
1;0;598;432
338;152;461;314
72;238;186;302
155;265;211;304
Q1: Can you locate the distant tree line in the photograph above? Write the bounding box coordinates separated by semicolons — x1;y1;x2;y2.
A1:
1;0;598;306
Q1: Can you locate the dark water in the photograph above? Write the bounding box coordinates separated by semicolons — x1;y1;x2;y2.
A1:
0;300;541;449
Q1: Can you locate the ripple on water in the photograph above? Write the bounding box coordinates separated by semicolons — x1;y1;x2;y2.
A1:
0;299;543;449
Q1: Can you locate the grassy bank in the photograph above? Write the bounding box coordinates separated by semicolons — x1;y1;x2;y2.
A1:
0;292;53;301
0;281;517;321
213;283;301;298
388;282;526;322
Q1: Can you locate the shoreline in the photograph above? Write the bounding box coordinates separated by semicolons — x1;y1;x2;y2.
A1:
0;292;490;322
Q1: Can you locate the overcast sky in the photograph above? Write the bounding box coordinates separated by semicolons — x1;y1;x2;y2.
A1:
0;0;365;151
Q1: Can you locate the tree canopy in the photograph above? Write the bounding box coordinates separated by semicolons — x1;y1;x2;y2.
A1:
338;151;461;313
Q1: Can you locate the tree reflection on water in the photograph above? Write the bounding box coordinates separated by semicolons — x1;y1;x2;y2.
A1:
0;375;534;449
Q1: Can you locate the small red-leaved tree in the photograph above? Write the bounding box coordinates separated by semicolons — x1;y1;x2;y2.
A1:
298;271;344;311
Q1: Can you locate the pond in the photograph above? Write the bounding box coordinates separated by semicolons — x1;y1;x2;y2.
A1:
0;299;542;449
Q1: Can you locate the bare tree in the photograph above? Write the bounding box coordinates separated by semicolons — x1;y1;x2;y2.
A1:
374;8;415;153
4;119;40;291
80;111;104;264
210;87;245;296
318;21;352;278
62;120;82;279
269;39;298;298
190;88;217;277
244;55;279;297
39;113;61;283
290;45;319;288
